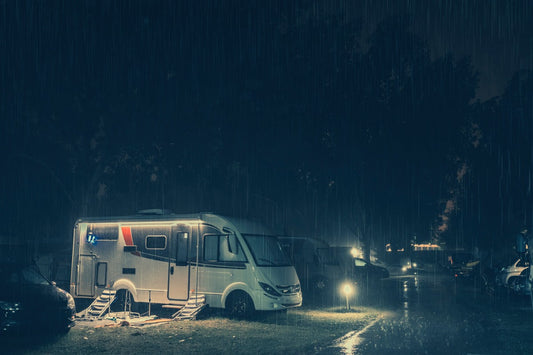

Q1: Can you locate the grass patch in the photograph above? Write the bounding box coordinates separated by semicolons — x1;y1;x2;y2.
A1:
12;306;385;354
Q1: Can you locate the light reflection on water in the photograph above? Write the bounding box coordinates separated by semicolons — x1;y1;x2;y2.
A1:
332;316;383;355
403;279;410;317
401;275;421;318
326;274;429;354
325;273;461;354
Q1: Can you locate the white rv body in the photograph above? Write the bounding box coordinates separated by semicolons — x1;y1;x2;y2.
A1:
70;212;302;313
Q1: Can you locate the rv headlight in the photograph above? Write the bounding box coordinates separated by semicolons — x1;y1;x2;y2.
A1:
258;282;282;297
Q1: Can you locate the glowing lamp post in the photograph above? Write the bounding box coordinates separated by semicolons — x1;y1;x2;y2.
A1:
342;283;352;310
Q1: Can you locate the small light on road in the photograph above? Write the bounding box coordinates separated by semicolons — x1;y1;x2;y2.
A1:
342;283;353;310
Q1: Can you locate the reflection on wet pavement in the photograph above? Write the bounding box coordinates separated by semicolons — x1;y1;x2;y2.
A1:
320;272;494;354
329;316;383;355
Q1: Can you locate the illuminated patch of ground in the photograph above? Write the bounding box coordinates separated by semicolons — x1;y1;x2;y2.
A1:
10;306;387;354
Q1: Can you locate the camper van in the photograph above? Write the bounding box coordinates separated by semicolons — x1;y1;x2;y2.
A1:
278;236;353;305
70;211;302;317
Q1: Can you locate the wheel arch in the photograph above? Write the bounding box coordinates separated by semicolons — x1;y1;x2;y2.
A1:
221;282;255;309
111;279;138;301
506;274;520;286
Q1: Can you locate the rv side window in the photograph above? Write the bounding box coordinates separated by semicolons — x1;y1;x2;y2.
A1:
88;225;119;241
204;235;219;261
219;236;246;262
146;235;167;250
203;235;246;263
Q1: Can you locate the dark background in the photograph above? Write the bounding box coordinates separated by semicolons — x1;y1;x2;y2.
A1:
1;0;533;261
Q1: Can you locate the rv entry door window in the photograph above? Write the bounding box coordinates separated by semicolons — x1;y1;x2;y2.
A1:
175;232;188;265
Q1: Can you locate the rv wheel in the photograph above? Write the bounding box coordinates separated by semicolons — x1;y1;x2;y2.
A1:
226;291;254;318
313;277;328;290
309;276;330;304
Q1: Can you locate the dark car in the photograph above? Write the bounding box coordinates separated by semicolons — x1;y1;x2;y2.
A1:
0;262;76;336
352;257;390;281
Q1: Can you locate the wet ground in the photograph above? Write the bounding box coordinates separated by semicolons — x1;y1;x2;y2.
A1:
320;269;533;355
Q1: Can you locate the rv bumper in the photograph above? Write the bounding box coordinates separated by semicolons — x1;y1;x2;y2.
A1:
255;291;302;310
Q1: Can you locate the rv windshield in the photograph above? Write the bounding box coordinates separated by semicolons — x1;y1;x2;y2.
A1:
243;234;291;267
317;247;355;273
316;248;339;265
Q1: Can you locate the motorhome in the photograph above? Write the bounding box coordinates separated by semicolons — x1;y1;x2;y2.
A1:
279;236;389;305
70;211;302;317
278;236;353;305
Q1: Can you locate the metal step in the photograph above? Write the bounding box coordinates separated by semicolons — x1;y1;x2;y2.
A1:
77;289;117;319
173;293;206;320
161;304;183;309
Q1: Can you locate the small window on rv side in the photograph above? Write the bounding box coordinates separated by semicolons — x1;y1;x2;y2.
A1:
145;235;167;250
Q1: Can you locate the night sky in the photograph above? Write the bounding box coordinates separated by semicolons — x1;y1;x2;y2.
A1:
1;1;533;261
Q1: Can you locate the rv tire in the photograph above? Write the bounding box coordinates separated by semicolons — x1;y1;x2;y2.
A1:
225;290;254;318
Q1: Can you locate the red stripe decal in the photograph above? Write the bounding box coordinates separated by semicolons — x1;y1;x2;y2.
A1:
121;226;134;246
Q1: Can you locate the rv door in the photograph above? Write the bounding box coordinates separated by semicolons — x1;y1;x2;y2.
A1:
168;225;190;300
77;255;95;297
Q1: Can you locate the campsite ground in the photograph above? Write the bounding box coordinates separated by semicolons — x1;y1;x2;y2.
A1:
8;272;533;354
4;306;385;354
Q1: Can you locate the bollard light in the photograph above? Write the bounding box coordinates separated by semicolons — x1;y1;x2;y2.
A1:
342;283;353;310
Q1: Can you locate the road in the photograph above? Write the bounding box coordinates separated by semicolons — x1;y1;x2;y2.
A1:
320;268;533;355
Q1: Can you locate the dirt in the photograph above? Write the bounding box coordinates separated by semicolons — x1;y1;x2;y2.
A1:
3;306;385;354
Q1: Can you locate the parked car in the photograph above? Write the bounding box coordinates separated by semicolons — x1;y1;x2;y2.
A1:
382;254;413;276
496;258;529;288
316;247;389;286
452;259;481;279
399;257;417;274
352;256;390;281
0;262;76;336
